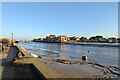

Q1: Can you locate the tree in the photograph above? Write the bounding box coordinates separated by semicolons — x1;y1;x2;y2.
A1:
0;38;11;43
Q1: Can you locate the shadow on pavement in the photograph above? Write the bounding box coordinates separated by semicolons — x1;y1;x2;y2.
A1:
1;45;46;79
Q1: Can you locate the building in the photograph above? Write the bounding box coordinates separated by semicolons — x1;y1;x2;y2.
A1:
33;39;38;41
46;35;50;42
89;36;97;41
89;36;104;42
38;38;43;41
56;35;67;42
99;38;107;42
108;37;117;43
67;37;71;41
117;38;120;43
80;37;88;42
49;35;56;38
46;35;56;42
43;38;46;41
96;36;103;39
70;36;80;42
96;36;103;41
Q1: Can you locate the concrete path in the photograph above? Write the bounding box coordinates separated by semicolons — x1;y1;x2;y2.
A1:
0;46;39;79
14;45;60;78
2;46;17;65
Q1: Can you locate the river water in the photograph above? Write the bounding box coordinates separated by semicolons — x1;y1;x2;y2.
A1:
17;42;118;66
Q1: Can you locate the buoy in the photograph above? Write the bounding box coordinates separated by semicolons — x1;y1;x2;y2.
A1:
80;57;82;59
90;59;92;61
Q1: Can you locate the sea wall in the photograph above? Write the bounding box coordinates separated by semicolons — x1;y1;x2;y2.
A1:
13;44;60;78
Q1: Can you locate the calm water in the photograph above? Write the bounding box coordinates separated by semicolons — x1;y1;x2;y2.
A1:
17;42;118;66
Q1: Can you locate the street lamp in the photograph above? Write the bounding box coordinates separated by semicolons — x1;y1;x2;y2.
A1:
11;32;14;45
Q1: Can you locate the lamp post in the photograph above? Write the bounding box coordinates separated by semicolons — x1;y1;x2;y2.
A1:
11;32;14;45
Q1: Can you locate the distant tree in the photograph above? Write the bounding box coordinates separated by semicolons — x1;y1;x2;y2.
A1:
0;38;11;43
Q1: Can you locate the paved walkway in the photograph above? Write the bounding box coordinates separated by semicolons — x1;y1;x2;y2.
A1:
0;46;39;79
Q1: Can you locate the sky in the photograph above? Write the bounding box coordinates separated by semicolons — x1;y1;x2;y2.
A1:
2;2;118;40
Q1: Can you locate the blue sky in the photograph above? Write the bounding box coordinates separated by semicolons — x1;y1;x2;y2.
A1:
2;2;118;40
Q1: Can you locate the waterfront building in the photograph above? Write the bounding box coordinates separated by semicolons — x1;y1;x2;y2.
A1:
70;36;80;42
46;35;50;42
49;35;56;38
33;39;38;41
96;36;103;39
99;38;107;42
89;36;104;42
38;38;43;41
117;38;120;43
67;37;71;41
96;36;104;41
89;36;97;41
56;35;67;42
80;37;88;42
108;37;117;43
46;35;56;42
43;38;46;42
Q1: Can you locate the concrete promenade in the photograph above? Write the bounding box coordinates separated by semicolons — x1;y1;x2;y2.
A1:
0;45;49;79
14;44;60;78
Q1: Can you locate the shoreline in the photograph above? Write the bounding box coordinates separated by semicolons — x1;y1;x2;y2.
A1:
11;44;120;78
32;41;120;47
19;45;120;78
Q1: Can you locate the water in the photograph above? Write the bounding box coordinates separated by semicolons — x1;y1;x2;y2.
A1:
17;42;118;66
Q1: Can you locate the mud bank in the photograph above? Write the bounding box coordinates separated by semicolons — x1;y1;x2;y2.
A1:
40;59;119;78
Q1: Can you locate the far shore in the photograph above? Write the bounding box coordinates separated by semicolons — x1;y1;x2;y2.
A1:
32;41;120;47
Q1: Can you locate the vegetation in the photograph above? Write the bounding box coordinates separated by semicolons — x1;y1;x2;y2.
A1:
0;38;11;43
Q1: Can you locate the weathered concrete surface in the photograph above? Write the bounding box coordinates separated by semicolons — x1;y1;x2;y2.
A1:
0;45;39;78
14;44;60;78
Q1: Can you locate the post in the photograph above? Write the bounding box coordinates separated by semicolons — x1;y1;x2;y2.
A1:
11;32;14;45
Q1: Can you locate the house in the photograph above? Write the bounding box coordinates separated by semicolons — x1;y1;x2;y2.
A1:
49;35;56;38
117;38;120;43
38;38;43;41
67;37;71;41
70;36;80;42
99;38;107;42
46;35;56;42
80;37;88;42
96;36;103;39
46;35;50;42
89;36;104;42
96;36;104;41
33;39;38;41
89;36;97;41
43;38;46;41
56;35;67;42
108;37;117;43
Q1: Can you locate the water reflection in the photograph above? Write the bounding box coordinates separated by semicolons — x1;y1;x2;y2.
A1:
60;44;67;50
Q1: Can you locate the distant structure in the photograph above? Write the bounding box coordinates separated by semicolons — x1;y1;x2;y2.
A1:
56;35;67;42
33;35;119;43
80;37;88;42
46;35;56;42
